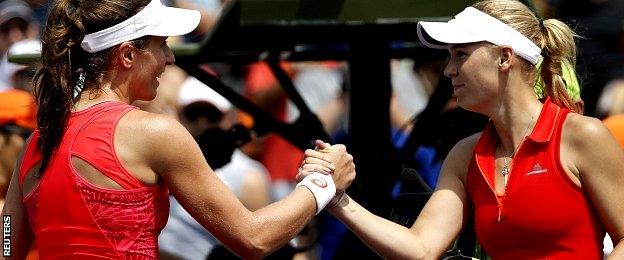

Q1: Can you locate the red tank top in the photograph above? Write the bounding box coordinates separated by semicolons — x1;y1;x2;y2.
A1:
19;101;169;259
466;99;604;259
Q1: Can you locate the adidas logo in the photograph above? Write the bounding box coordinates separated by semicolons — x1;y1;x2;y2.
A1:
527;163;547;175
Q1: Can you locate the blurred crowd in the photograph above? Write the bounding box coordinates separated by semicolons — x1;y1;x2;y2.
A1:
0;0;623;259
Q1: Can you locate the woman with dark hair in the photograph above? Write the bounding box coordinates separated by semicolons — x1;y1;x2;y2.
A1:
301;0;624;258
1;0;355;258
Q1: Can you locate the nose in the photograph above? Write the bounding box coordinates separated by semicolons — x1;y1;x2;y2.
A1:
7;27;26;44
444;60;457;78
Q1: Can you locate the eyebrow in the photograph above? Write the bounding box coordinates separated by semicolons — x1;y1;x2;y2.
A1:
449;43;472;52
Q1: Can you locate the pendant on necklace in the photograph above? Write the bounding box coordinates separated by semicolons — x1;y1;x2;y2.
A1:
501;165;510;176
501;164;510;187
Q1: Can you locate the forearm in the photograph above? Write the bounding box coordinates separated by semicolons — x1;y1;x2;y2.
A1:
1;184;33;259
329;195;433;259
224;187;316;258
1;214;33;260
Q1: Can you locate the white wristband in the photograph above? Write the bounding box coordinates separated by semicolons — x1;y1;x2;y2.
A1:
296;172;336;215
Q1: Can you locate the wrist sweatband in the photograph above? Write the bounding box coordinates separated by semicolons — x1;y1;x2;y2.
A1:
296;172;336;215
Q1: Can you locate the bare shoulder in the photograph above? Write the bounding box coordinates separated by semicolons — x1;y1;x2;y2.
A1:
448;132;481;164
562;113;612;147
118;110;191;143
117;110;198;165
442;132;481;181
561;113;624;179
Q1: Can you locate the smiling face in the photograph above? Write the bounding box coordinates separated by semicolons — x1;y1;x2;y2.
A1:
128;36;174;101
444;42;502;113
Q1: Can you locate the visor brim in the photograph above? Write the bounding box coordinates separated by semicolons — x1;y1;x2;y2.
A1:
147;6;200;37
417;21;484;49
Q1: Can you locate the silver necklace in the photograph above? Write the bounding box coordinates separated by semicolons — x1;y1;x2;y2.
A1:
499;114;536;187
500;157;512;187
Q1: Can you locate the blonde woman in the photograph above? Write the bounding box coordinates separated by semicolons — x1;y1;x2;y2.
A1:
301;0;624;258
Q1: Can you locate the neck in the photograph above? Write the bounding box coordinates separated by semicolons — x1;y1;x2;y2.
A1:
73;69;133;110
490;79;542;155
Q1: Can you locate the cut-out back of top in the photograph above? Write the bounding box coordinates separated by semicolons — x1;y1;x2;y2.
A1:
18;101;169;259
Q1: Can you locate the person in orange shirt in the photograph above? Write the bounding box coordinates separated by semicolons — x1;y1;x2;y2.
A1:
0;40;37;208
604;114;624;148
0;89;36;130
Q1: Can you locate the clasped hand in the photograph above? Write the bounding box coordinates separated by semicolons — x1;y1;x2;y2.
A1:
296;140;355;206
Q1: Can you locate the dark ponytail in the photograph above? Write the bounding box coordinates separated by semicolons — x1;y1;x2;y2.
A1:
32;0;150;176
33;0;85;175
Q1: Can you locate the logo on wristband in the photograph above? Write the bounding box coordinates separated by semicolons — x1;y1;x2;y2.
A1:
311;178;328;188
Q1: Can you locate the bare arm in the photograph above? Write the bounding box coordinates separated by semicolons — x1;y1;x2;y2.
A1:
0;133;25;198
563;115;624;259
133;114;351;259
327;136;477;259
1;140;32;259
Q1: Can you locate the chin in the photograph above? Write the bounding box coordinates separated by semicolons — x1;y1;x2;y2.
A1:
133;97;156;104
135;92;158;102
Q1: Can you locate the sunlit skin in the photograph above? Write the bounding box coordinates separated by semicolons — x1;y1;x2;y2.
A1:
127;36;174;101
445;43;546;179
445;43;500;114
73;36;174;111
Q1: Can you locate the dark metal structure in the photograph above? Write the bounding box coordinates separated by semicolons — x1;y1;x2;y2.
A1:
172;0;476;257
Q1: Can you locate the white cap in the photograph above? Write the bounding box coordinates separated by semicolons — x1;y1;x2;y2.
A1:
8;38;41;57
81;0;200;53
417;7;542;65
178;76;232;113
0;39;41;91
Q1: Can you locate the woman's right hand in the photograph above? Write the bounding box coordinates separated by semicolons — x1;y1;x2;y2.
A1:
297;140;356;197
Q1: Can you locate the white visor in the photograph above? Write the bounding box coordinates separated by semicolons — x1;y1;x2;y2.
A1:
81;0;200;53
417;7;542;65
178;76;232;113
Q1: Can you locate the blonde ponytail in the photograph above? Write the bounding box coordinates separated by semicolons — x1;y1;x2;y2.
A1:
536;18;579;112
473;0;581;112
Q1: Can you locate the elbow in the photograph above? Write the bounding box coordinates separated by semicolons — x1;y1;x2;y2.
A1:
237;237;273;260
405;243;439;260
412;248;433;260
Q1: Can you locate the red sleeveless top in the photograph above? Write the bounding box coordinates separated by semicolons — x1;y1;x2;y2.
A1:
19;101;169;259
466;99;604;259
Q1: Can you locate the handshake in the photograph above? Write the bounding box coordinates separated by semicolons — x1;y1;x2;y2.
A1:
295;140;356;214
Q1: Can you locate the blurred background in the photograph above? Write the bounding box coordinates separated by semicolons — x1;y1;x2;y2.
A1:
1;0;623;259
